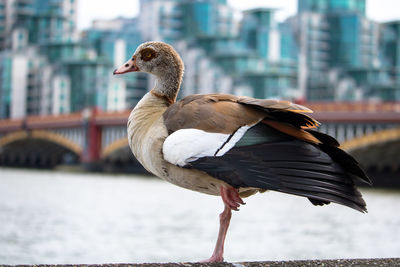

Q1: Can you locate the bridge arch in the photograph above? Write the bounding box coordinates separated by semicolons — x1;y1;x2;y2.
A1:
100;137;147;173
340;127;400;152
0;131;29;147
0;130;82;168
340;128;400;187
101;137;129;159
0;130;82;155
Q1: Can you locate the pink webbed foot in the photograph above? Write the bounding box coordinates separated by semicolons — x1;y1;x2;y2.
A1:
220;186;245;211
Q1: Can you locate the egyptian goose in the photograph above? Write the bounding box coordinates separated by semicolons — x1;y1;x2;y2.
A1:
113;41;371;262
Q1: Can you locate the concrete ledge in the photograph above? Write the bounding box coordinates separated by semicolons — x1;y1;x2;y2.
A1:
2;258;400;267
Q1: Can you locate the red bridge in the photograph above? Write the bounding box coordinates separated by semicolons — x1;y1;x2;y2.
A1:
0;102;399;186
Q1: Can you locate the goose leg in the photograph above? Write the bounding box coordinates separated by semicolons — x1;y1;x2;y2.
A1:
202;186;245;262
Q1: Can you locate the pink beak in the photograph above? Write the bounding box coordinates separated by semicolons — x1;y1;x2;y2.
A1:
113;57;139;75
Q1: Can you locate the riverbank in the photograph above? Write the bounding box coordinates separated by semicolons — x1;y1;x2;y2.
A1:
2;258;400;267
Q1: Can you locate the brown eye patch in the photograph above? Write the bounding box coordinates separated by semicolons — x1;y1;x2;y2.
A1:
140;47;157;62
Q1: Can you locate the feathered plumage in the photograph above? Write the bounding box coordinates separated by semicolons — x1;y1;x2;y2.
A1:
114;41;371;262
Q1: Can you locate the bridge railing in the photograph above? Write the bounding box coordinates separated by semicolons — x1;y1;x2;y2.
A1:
0;103;399;167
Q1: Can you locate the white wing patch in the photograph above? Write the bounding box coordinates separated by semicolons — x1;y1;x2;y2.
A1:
163;126;252;167
215;125;250;156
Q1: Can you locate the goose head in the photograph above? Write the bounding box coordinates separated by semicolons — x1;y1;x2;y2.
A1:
113;42;184;103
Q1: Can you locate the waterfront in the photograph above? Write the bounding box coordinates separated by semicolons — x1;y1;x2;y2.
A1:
0;168;399;264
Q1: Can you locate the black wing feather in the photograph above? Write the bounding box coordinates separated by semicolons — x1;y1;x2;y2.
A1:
189;123;368;213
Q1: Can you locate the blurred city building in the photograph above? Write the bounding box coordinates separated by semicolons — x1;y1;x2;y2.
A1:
0;0;146;119
81;17;148;110
0;0;80;118
0;0;399;119
295;0;398;101
139;0;298;99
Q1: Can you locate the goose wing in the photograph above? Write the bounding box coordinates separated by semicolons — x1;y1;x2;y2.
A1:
162;94;371;212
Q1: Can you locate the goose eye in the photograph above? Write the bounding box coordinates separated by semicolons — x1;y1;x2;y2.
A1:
140;48;157;62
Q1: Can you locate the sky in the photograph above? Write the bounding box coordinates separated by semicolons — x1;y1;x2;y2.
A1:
77;0;400;30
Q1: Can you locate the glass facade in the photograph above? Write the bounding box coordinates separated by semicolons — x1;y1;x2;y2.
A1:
328;0;366;15
329;15;359;68
241;9;274;59
380;21;400;99
299;0;365;15
0;54;11;118
188;2;214;36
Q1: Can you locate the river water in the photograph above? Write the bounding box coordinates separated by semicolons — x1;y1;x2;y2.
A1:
0;168;399;264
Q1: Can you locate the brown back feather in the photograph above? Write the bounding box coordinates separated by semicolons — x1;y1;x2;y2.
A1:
163;94;265;134
237;97;320;129
163;94;320;137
